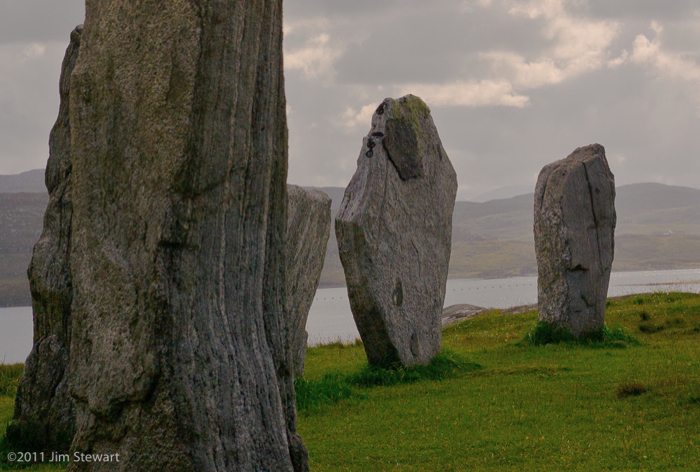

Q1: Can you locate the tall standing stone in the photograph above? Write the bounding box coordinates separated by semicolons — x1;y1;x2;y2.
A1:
66;1;306;471
534;144;616;336
286;185;332;377
7;25;82;451
336;95;457;367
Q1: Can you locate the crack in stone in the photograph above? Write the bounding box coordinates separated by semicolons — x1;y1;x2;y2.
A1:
582;161;603;263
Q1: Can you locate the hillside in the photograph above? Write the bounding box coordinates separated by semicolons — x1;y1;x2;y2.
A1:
317;182;700;286
0;169;48;305
0;170;46;194
0;193;48;306
1;174;700;306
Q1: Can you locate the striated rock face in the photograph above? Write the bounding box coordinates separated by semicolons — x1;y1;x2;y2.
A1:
335;95;457;367
534;144;616;336
286;185;332;377
8;25;82;451
65;2;306;471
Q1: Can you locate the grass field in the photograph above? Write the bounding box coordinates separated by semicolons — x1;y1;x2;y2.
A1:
297;292;700;471
2;292;700;471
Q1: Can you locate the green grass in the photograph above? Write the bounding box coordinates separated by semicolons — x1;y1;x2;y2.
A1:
0;365;23;457
524;321;639;347
2;292;700;471
0;367;67;472
0;365;65;472
0;366;22;398
296;349;482;412
297;292;700;471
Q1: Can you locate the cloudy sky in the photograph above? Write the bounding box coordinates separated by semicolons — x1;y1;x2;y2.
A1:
2;0;699;200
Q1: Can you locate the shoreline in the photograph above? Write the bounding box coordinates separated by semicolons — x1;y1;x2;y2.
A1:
319;267;700;290
440;291;700;328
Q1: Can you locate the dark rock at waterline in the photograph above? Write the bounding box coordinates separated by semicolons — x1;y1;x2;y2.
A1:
336;95;457;367
8;25;81;451
441;304;487;327
287;185;331;377
63;1;306;470
534;144;616;336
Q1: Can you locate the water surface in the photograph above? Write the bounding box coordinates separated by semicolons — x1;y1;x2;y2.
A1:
306;268;700;345
2;268;699;363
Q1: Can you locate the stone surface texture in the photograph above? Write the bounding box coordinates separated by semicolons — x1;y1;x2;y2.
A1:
286;185;331;377
8;25;82;451
534;144;616;336
335;95;457;367
65;1;306;471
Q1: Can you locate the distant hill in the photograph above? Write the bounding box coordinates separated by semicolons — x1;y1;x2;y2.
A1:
471;185;533;202
1;173;699;306
313;182;700;287
0;192;48;306
0;169;46;194
615;183;700;234
448;183;700;240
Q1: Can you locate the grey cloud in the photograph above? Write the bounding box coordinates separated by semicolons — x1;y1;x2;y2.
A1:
656;21;700;58
314;5;554;87
2;0;699;201
285;74;367;187
586;0;698;21
0;1;84;173
285;0;438;20
602;16;700;60
0;41;70;173
284;1;700;199
426;61;700;197
0;0;84;44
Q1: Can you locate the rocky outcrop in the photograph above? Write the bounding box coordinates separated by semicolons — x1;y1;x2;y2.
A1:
534;144;616;336
286;185;331;377
64;2;306;471
336;95;457;367
7;25;82;451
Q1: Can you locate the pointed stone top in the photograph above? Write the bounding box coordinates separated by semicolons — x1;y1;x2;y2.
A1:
369;95;432;181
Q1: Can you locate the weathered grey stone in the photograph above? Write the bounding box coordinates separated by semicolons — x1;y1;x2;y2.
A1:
65;2;306;471
335;95;457;367
7;25;82;451
534;144;616;336
286;185;332;377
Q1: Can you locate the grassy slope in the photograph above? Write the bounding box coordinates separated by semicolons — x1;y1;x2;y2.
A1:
298;293;700;471
614;234;700;271
1;364;65;472
448;238;536;278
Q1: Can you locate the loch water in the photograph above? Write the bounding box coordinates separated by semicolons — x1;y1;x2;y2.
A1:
2;268;699;364
304;268;700;344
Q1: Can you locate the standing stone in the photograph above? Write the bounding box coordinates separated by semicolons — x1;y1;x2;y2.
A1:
66;2;306;471
534;144;616;336
336;95;457;367
7;25;82;451
286;185;332;377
